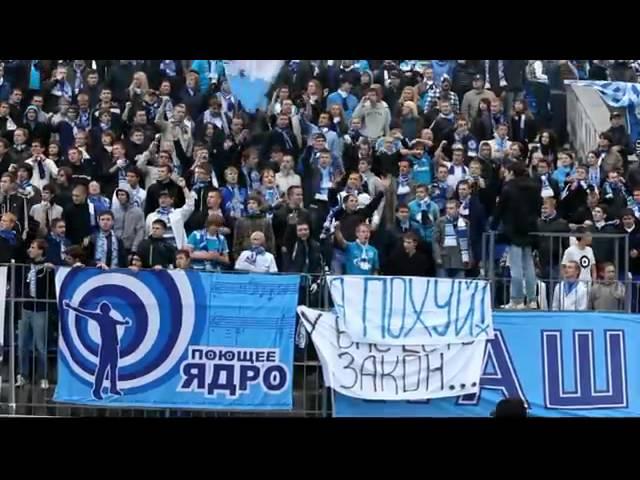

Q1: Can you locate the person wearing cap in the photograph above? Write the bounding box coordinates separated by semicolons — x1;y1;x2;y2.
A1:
606;111;634;167
326;76;359;122
461;74;496;123
144;177;194;250
352;87;391;141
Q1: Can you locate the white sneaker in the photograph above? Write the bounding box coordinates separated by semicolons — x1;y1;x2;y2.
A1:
15;375;26;387
40;379;49;390
527;301;538;310
502;301;525;310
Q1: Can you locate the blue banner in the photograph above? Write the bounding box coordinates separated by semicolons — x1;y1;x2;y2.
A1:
334;311;640;417
54;268;300;410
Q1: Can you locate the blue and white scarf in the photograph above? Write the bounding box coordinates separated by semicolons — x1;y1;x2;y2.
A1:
317;166;333;200
397;173;411;198
52;80;73;99
160;60;177;77
95;231;119;268
27;263;45;298
443;216;470;263
246;246;266;266
540;174;554;198
588;166;601;188
203;109;229;135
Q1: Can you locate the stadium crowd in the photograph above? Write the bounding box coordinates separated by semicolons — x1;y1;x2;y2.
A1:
1;59;640;337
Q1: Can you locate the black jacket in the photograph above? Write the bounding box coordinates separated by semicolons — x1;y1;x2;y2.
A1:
383;249;432;277
136;236;177;268
272;205;313;253
491;175;542;247
536;214;570;273
286;238;324;274
1;191;30;238
64;201;94;245
334;191;384;242
145;178;186;217
86;231;127;267
261;128;300;161
591;220;620;266
17;260;56;312
559;182;589;223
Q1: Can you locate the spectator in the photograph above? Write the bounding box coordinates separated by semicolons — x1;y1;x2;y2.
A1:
137;219;177;269
601;169;630;220
606;112;633;167
384;231;431;277
461;74;496;123
25;139;58;191
175;249;192;270
30;183;63;236
492;161;541;309
537;197;569;280
45;218;70;266
1;172;30;240
88;181;111;217
145;178;194;250
487;123;512;162
186;214;231;272
285;221;324;274
552;260;589;311
534;158;561;199
232;194;276;259
433;199;471;279
86;211;127;268
144;164;186;217
471;98;494;141
326;77;358;121
352;87;391;141
0;138;16;176
590;204;619;266
16;239;55;389
275;154;302;196
234;231;278;273
16;163;41;205
334;222;379;275
598;132;623;175
561;227;597;284
113;186;145;255
446;145;470;191
0;212;17;263
590;262;625;312
220;166;248;221
272;185;312;268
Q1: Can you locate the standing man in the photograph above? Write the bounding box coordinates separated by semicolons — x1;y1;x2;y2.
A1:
461;74;496;123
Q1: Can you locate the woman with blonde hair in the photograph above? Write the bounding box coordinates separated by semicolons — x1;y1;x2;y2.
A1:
328;103;349;136
128;71;149;102
394;86;419;117
399;101;423;141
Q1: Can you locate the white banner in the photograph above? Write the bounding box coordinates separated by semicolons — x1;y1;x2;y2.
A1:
328;275;493;345
298;306;485;401
0;266;6;351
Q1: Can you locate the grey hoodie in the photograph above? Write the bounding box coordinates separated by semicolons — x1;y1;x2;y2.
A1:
352;99;391;140
113;186;145;252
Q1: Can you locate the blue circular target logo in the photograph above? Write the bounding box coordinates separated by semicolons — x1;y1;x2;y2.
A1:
57;269;199;396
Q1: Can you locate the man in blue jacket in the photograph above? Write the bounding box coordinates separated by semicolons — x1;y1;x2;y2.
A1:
326;76;359;122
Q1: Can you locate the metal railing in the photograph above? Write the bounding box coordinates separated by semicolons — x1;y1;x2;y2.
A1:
481;230;639;312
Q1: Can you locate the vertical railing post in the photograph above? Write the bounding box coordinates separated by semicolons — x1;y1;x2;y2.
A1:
8;260;17;416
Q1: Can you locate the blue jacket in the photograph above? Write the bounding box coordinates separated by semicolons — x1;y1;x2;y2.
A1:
0;79;11;102
190;60;226;94
326;91;359;121
46;234;71;266
408;198;440;243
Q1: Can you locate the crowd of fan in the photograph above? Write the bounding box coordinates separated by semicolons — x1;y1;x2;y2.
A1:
1;59;640;321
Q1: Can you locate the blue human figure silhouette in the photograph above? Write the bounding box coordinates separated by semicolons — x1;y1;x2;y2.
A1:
62;299;132;400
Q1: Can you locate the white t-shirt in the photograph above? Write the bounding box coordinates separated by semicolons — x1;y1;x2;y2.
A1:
561;245;596;283
234;250;278;273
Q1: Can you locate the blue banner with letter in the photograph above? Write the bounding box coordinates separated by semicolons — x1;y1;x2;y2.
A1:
334;311;640;417
54;267;300;410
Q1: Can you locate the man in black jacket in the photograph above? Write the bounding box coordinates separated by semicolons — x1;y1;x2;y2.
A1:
537;198;569;282
261;113;299;161
144;164;185;216
491;161;541;309
136;219;177;269
1;171;30;239
286;221;324;274
607;112;634;170
86;211;127;268
0;138;17;176
16;238;56;389
272;185;312;269
63;183;96;246
383;232;431;277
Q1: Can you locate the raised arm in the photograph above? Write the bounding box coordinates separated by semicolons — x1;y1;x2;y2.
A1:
62;300;96;317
